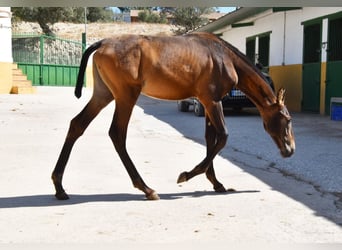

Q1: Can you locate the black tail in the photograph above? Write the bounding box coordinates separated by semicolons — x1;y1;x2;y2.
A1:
74;39;104;98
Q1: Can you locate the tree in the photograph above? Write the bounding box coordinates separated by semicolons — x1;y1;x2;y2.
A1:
12;7;69;35
137;9;167;24
87;7;113;22
117;7;130;13
12;7;114;36
171;7;214;34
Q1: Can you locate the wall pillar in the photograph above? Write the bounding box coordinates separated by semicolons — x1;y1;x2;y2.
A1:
319;18;328;115
0;7;13;94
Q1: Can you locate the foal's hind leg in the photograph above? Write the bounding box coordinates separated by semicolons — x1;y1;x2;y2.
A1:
108;90;159;200
52;94;113;200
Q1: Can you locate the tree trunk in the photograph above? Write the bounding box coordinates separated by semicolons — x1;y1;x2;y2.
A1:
37;19;55;36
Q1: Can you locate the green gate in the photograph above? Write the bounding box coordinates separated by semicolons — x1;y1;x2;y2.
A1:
12;33;84;86
325;15;342;114
302;22;322;112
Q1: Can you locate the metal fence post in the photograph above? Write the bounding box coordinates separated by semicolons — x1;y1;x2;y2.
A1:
39;35;44;85
82;32;86;53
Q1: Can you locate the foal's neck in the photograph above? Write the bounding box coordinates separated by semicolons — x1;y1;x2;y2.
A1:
235;65;276;111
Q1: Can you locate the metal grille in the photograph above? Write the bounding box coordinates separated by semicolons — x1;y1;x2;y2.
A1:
303;23;321;63
246;38;256;63
258;34;270;67
12;33;83;66
12;33;84;86
12;34;40;64
328;17;342;62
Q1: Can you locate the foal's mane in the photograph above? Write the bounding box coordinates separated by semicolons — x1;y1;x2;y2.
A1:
186;32;268;83
216;36;268;82
201;33;277;105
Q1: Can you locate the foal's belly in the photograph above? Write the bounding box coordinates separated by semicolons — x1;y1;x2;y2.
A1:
141;79;194;101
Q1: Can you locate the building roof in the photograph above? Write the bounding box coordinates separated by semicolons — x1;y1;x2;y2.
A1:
196;7;270;33
202;12;227;20
130;9;227;21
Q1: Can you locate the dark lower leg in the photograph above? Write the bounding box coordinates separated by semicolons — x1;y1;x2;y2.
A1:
206;163;226;192
52;139;75;200
204;116;226;192
52;98;111;200
177;160;226;193
177;150;216;183
115;145;159;200
109;94;159;200
177;104;228;190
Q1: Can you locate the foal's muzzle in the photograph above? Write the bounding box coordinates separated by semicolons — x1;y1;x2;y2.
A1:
280;138;295;158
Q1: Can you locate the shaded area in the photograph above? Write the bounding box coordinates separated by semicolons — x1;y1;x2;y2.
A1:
136;95;342;226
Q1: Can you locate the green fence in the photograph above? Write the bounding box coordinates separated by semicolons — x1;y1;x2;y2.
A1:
12;33;85;86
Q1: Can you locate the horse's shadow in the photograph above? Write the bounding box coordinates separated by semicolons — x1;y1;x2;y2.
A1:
0;190;259;209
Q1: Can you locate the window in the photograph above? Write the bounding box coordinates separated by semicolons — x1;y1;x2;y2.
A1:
303;23;321;63
246;38;256;64
246;32;271;67
258;35;270;67
328;17;342;61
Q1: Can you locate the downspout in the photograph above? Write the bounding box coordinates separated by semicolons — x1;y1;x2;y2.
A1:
282;11;286;66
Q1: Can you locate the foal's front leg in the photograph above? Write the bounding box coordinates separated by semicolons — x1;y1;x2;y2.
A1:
177;101;228;185
204;115;227;192
109;94;159;200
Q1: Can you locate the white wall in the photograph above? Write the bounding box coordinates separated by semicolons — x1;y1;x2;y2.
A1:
282;10;303;65
0;7;12;63
220;7;342;67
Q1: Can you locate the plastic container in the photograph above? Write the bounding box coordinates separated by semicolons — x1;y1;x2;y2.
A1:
330;97;342;121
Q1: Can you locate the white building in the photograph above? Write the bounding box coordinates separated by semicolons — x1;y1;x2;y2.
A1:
0;7;12;93
197;7;342;114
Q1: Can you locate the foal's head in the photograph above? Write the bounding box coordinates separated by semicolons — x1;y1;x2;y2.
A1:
262;89;295;157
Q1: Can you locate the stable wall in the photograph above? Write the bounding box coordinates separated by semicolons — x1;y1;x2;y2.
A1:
219;9;303;111
269;64;302;112
0;7;13;94
320;62;327;115
219;7;342;113
0;62;12;93
85;54;94;88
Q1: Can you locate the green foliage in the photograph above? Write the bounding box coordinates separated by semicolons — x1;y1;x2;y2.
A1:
12;7;113;36
117;7;130;13
137;9;167;24
12;7;66;35
12;6;215;36
172;7;213;34
87;7;113;22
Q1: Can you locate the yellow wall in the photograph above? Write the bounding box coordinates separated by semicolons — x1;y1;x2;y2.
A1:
319;62;327;115
86;65;94;88
270;63;328;114
269;64;302;112
0;62;12;94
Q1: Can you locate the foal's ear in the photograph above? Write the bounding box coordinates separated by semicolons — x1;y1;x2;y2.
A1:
277;88;286;105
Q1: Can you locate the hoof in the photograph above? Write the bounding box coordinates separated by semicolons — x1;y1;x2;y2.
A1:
177;172;188;184
55;191;69;200
214;185;227;193
146;191;160;200
227;188;236;192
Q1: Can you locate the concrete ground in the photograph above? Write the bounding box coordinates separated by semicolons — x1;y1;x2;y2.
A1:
0;87;341;243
